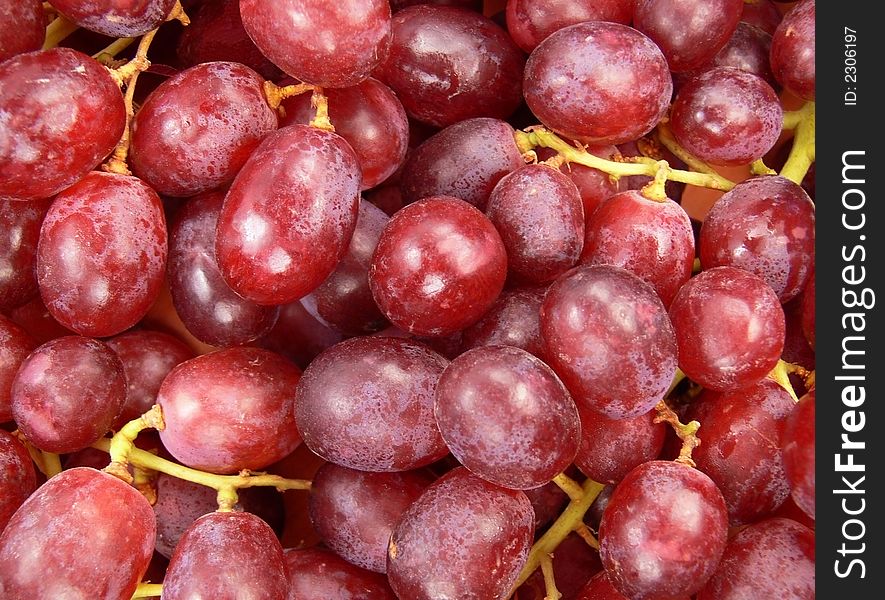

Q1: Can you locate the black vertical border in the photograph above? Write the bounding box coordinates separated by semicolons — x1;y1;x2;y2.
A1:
816;2;882;597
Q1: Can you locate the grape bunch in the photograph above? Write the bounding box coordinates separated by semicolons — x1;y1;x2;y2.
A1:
1;1;815;599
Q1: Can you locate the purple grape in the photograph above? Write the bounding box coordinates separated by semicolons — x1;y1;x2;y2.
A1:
49;0;177;37
506;0;634;53
781;389;815;519
0;429;36;532
285;547;397;599
770;0;815;100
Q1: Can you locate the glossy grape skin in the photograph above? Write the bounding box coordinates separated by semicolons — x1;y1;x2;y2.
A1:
576;571;690;600
0;430;36;532
391;0;481;10
505;0;633;53
633;0;743;73
535;146;622;220
697;518;814;599
309;463;433;573
285;547;397;600
105;330;194;429
36;172;168;337
671;68;782;166
522;476;569;531
375;5;524;127
770;0;815;101
460;286;547;360
599;460;729;600
436;345;579;489
487;165;585;285
782;389;815;519
295;336;449;472
387;467;534;600
177;0;281;79
153;473;284;559
0;48;125;202
0;316;35;423
686;380;795;524
12;336;125;453
800;272;815;348
0;199;49;312
524;22;672;145
541;265;677;419
702;178;814;305
49;0;176;36
130;62;277;198
677;23;776;90
157;347;301;474
365;184;405;217
258;299;345;370
741;0;782;35
0;0;43;62
669;266;785;391
580;190;694;307
369;196;508;337
5;295;73;345
0;467;155;598
169;190;280;347
280;78;409;190
574;405;665;485
302;201;389;336
215;124;361;305
400;118;525;210
163;511;289;600
240;0;391;88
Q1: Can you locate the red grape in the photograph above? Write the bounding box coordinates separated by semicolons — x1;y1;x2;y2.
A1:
576;571;690;600
130;61;278;198
369;196;508;337
700;175;815;302
157;347;302;474
535;145;623;220
168;190;280;346
49;0;177;37
258;299;345;370
240;0;392;88
285;547;397;599
36;172;168;338
5;295;73;345
391;0;481;10
215;124;361;305
0;315;35;423
162;511;288;599
671;68;782;166
12;336;125;453
387;467;534;599
669;266;785;391
280;78;409;190
781;389;815;519
599;460;729;599
436;345;579;489
697;518;814;599
741;0;782;35
295;336;449;472
677;22;776;90
400;118;525;210
633;0;743;72
0;0;43;63
104;329;194;429
487;164;585;284
574;405;665;485
301;201;390;336
375;5;524;127
0;199;49;312
506;0;633;53
800;271;814;348
460;285;547;361
0;467;155;598
580;190;694;307
770;0;815;101
541;265;678;419
523;476;569;531
524;22;672;145
0;429;36;532
518;533;604;599
686;380;795;524
0;48;125;202
309;463;433;573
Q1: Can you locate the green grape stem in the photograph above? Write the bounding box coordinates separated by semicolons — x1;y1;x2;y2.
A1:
780;102;815;184
131;582;162;599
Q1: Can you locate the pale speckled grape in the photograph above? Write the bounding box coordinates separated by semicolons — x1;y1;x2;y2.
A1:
285;547;397;599
295;336;449;472
36;172;168;338
0;467;155;599
435;345;580;489
781;390;815;520
599;460;729;600
387;467;534;600
0;49;125;202
215;125;361;305
0;315;35;423
505;0;634;53
309;463;433;573
130;62;278;198
157;347;302;474
49;0;176;37
770;0;815;100
0;430;36;532
0;199;49;312
0;0;43;62
460;286;547;361
524;22;672;145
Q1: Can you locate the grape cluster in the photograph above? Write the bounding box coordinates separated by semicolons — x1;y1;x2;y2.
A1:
1;1;815;599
